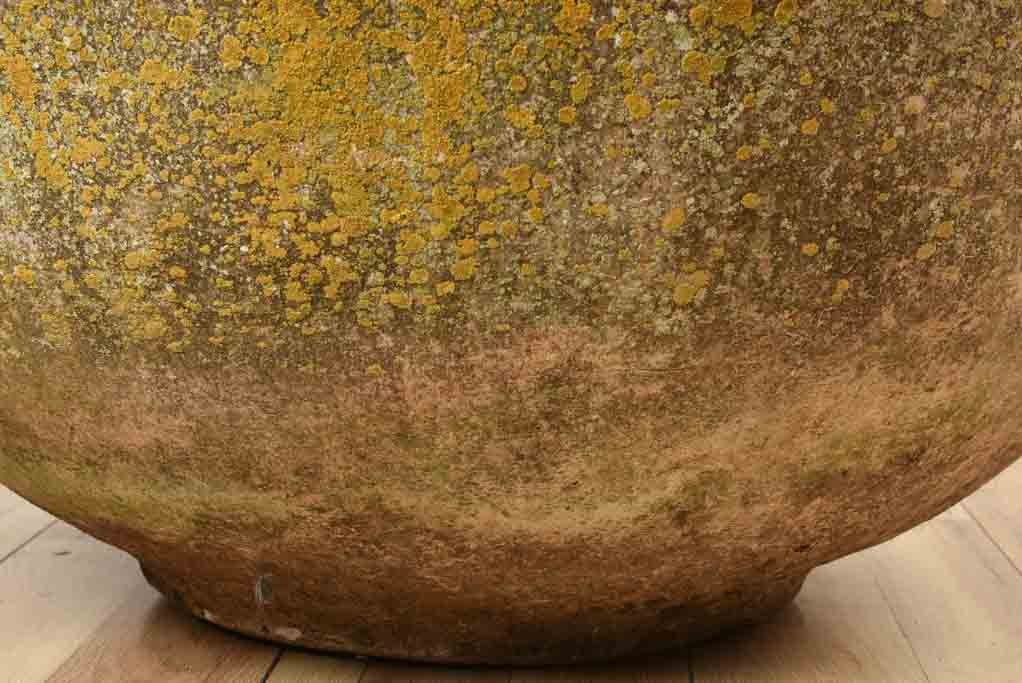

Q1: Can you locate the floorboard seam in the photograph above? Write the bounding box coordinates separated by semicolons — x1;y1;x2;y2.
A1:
257;648;285;683
0;519;58;566
960;501;1022;579
870;563;932;683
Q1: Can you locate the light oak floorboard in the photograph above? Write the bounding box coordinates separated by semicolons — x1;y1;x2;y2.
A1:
694;552;927;683
267;650;366;682
0;487;55;563
360;659;511;683
509;649;690;683
47;581;280;682
0;522;141;683
961;460;1022;574
867;503;1022;683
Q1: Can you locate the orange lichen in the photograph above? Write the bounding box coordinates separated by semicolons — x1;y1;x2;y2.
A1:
774;0;798;24
505;165;533;194
714;0;752;27
0;54;39;106
451;258;478;281
741;192;762;209
220;35;245;71
916;243;938;261
13;265;37;285
624;93;652;121
168;15;200;42
935;221;955;239
662;207;687;233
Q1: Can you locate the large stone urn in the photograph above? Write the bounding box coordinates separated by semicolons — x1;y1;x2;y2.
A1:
2;0;1020;666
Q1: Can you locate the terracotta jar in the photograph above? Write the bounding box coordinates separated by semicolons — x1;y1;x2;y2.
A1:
1;0;1020;666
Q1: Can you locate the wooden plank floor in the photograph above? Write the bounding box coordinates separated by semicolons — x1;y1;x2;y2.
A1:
2;461;1021;683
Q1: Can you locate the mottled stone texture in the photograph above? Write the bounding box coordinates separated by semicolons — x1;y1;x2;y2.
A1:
1;0;1021;666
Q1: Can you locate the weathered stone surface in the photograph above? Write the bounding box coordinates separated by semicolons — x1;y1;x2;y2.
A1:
1;0;1020;666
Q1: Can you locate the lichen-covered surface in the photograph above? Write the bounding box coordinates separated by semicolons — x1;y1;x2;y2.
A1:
1;0;1021;665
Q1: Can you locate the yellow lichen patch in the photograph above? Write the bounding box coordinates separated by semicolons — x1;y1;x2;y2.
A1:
880;136;898;154
658;98;682;115
801;118;820;136
736;145;756;161
141;317;169;340
714;0;753;27
673;283;699;306
595;22;615;41
820;98;836;115
661;207;687;233
457;238;480;256
801;242;820;256
475;187;497;204
741;192;762;209
681;51;719;85
123;250;152;270
436;281;456;297
13;265;36;285
832;278;851;303
799;70;814;86
690;4;710;27
916;242;938;261
409;269;431;285
570;74;593;104
220;35;245;71
82;271;106;289
922;0;946;19
935;221;955;239
624;93;652;121
509;75;528;93
429;223;453;240
168;15;199;42
558;106;578;124
386;290;412;309
138;59;185;89
247;46;270;66
451;257;478;281
554;0;593;35
673;269;712;307
505;165;533;194
774;0;798;24
0;54;39;107
168;266;188;280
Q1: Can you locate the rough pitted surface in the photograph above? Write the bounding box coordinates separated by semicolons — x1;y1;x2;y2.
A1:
1;0;1021;666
